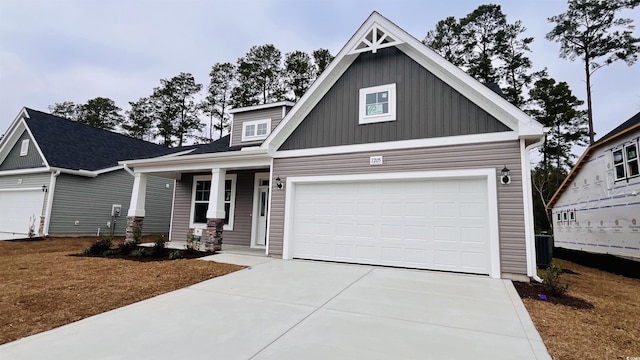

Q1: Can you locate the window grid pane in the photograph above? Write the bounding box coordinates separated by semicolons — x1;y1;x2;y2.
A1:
256;123;268;135
245;124;255;137
365;91;389;116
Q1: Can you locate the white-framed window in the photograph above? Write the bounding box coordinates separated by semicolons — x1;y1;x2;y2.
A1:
20;139;29;156
242;119;271;142
359;83;396;124
612;142;640;181
190;174;237;231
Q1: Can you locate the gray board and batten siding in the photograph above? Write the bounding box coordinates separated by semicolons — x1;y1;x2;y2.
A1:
170;169;266;245
279;47;510;151
48;170;173;236
270;141;528;275
0;130;45;170
231;107;287;147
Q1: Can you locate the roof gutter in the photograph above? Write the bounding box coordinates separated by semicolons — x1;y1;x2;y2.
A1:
49;167;98;178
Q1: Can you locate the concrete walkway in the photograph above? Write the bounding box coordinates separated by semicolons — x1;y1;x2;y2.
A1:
0;255;551;360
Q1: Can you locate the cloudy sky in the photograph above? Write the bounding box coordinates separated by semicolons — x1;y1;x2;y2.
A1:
1;0;638;151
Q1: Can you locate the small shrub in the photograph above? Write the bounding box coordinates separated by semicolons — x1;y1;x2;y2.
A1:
82;237;113;256
185;229;201;252
118;241;138;255
169;250;183;260
540;261;569;296
149;237;167;258
28;215;36;238
130;247;149;258
131;225;143;244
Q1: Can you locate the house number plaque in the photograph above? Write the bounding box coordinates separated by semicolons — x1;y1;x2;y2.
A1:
370;156;384;166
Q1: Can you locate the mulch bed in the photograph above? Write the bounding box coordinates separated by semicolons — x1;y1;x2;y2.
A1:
512;280;594;310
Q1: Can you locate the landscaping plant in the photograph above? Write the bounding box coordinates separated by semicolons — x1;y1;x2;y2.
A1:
540;261;569;296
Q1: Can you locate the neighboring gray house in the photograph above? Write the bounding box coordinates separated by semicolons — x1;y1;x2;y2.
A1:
548;112;640;261
120;12;545;280
0;108;175;240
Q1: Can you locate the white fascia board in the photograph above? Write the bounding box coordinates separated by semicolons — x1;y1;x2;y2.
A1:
229;101;296;114
274;131;518;158
133;157;271;174
120;148;269;168
0;108;28;154
0;167;50;176
93;165;125;175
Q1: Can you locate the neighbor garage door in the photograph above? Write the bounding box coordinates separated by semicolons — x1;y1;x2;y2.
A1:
0;190;45;240
290;178;491;275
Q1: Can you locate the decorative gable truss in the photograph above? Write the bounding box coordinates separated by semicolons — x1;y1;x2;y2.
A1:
349;24;403;55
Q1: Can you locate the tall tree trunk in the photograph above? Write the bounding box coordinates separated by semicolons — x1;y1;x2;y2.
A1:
209;113;213;142
585;56;595;145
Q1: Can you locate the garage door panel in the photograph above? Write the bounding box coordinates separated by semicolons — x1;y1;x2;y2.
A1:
0;190;45;240
291;178;490;275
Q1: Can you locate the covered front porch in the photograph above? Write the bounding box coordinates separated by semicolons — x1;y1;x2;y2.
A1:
120;147;274;254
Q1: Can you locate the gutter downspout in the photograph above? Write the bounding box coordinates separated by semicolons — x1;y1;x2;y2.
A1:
522;135;546;283
43;170;61;236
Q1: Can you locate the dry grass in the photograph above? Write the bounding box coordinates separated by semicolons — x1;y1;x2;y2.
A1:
521;259;640;360
0;237;243;344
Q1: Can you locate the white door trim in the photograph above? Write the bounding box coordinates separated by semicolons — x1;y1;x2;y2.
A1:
282;169;501;278
251;172;270;248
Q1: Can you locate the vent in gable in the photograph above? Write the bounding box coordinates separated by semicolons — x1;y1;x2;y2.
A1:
349;24;403;55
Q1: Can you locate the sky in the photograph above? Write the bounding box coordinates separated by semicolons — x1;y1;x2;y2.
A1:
1;0;639;154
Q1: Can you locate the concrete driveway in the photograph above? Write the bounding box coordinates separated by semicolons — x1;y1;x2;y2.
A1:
0;254;550;360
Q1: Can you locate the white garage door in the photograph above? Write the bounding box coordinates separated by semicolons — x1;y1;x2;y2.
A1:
291;178;491;275
0;190;44;240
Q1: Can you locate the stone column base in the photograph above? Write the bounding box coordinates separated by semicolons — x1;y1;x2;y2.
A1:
206;218;224;252
125;216;144;243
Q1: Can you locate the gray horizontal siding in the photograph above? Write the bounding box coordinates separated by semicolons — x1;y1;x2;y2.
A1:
0;172;50;189
270;140;527;275
170;170;265;246
49;170;172;236
231;107;285;147
279;46;510;151
0;130;45;170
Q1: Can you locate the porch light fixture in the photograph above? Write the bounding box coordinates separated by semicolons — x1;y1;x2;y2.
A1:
275;176;283;189
42;185;48;192
501;166;511;185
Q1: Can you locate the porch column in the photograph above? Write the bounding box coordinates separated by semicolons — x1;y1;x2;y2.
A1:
125;172;147;243
205;168;226;252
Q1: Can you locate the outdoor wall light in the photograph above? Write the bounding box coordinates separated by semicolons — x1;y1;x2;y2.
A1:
275;176;283;189
42;185;48;192
501;166;511;185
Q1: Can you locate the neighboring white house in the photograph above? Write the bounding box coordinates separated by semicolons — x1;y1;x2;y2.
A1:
548;112;640;261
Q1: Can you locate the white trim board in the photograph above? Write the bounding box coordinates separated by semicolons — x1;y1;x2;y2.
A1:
251;172;270;248
281;168;501;278
274;131;517;158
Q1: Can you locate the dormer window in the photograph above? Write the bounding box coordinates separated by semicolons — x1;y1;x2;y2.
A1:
242;119;271;142
359;84;396;124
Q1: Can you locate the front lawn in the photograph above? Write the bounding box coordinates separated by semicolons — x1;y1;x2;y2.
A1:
515;259;640;360
0;237;243;344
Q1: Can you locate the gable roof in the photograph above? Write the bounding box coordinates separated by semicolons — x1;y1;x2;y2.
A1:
0;108;176;172
262;11;544;154
547;111;640;210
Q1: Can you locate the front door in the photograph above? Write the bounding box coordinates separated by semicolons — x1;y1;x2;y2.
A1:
253;174;270;247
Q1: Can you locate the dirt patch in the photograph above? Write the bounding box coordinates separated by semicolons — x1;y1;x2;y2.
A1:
0;237;244;344
519;259;640;360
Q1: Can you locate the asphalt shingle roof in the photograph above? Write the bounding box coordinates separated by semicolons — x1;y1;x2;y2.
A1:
24;108;177;171
595;111;640;144
182;135;246;155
